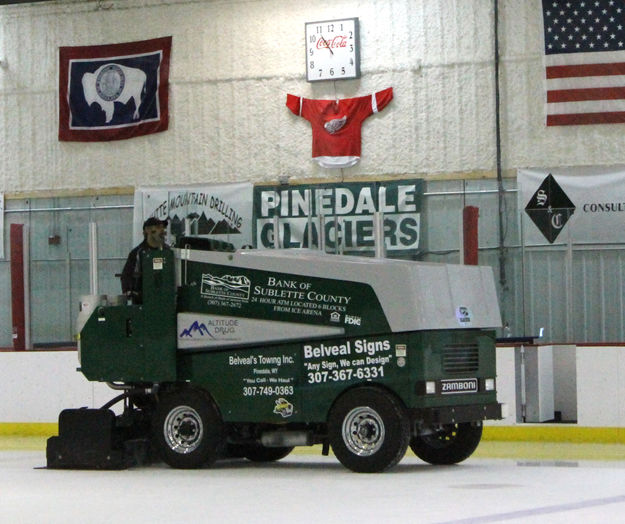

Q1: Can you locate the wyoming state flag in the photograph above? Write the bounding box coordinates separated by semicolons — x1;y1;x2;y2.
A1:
59;36;171;141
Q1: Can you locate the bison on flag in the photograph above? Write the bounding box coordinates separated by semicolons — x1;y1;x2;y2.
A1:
81;64;147;124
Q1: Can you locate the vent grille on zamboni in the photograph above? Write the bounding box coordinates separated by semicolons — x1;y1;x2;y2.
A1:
443;344;479;373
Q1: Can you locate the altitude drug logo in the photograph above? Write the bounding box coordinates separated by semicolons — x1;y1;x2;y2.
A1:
525;174;575;243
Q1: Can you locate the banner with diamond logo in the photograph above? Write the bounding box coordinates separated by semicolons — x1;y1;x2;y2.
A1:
524;174;575;243
519;167;625;245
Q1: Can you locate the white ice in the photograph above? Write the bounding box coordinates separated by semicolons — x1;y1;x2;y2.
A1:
2;451;625;523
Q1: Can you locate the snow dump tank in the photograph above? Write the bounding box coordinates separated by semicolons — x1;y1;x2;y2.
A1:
174;246;502;350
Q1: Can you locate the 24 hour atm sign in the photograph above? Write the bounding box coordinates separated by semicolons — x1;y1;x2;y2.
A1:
253;180;423;256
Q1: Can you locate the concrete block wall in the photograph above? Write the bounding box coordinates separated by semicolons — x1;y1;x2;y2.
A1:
1;0;624;195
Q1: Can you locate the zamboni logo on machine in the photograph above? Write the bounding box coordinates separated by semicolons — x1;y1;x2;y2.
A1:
441;378;478;394
201;273;251;302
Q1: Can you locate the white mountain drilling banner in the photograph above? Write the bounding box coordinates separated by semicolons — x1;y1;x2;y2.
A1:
519;166;625;245
133;182;254;249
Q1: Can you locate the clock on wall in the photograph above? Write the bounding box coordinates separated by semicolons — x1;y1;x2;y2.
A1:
305;17;360;82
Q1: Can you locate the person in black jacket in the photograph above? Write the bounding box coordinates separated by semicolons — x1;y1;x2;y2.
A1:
121;217;169;303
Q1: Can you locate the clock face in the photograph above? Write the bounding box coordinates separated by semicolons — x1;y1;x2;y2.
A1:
305;18;360;82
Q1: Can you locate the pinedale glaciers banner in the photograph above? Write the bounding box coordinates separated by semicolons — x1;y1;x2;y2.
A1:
253;180;423;257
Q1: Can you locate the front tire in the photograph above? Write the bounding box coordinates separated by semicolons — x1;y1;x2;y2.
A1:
152;389;223;469
328;387;409;473
411;422;482;465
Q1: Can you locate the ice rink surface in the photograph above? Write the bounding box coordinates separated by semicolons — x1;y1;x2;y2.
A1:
3;448;625;524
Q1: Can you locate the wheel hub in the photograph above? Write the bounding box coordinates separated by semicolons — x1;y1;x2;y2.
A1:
163;405;204;454
342;406;385;456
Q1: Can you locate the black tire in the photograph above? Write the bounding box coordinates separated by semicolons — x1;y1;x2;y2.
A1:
410;422;482;465
243;444;293;462
152;389;223;469
328;387;409;473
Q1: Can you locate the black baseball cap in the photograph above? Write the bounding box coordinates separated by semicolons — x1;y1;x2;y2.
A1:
142;217;168;229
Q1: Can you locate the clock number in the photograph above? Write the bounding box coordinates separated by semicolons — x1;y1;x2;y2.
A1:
310;61;314;69
316;25;322;33
340;23;344;30
309;48;314;56
349;31;353;39
350;44;353;52
309;35;316;43
330;68;334;76
341;67;345;75
328;24;334;32
318;69;323;77
350;58;354;65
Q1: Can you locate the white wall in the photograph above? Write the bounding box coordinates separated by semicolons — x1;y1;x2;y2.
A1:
0;351;117;423
552;344;577;421
3;344;624;426
490;344;517;425
491;344;625;427
576;345;625;427
1;0;621;195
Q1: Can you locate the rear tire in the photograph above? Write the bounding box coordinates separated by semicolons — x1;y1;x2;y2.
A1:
328;387;409;473
410;422;482;465
152;389;223;469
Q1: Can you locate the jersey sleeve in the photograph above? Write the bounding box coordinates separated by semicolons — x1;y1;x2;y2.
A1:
286;94;303;116
372;87;393;114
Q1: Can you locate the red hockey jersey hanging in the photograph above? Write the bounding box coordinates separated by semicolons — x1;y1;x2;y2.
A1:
286;87;393;168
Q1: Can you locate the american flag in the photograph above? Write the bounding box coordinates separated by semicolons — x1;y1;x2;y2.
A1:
542;0;625;125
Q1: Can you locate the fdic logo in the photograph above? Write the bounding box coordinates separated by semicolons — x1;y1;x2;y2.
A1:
525;174;575;244
345;314;362;326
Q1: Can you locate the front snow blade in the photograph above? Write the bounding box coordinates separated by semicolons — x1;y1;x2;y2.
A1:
46;408;146;469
